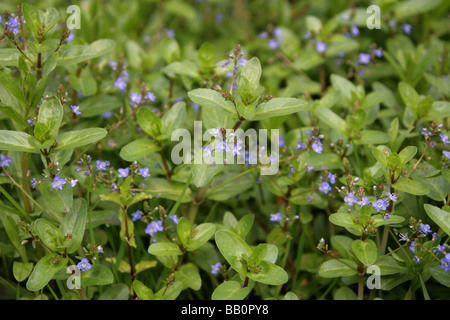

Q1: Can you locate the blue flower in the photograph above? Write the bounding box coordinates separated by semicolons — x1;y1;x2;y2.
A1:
31;178;37;189
27;118;34;126
441;134;449;145
77;258;91;272
145;220;163;237
403;23;412;34
111;183;118;191
268;38;279;50
443;150;450;159
316;41;327;53
102;110;114;119
328;173;336;184
319;181;332;194
372;199;388;212
130;92;142;105
311;141;323;154
71;105;81;115
258;31;268;39
139;167;151;178
131;210;142;222
351;24;359;36
434;244;446;254
440;257;450;272
96;160;109;171
358;197;371;207
0;155;12;167
114;77;127;91
273;28;283;38
295;142;305;150
270;212;282;221
145;91;156;102
170;215;179;224
359;53;371;64
211;262;222;274
215;141;228;153
97;246;103;253
419;223;432;234
374;48;383;58
409;241;416;253
387;192;397;202
203;145;213;158
52;175;66;190
118;168;129;178
383;213;391;221
70;179;78;188
399;232;409;242
344;192;357;206
414;256;420;264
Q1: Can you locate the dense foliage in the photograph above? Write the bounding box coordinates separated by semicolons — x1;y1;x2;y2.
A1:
0;0;449;301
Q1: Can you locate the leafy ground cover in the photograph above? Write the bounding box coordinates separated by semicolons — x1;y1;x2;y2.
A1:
0;0;449;301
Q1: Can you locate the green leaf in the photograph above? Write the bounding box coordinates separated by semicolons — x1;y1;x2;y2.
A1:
0;214;27;261
118;208;135;248
56;39;116;66
394;0;442;19
330;74;356;102
246;261;288;285
353;130;390;145
372;145;390;167
154;281;183;300
235;214;254;239
252;98;307;120
351;239;377;265
429;265;450;288
188;88;237;116
80;264;114;287
59;198;87;254
399;82;419;117
329;213;362;230
177;217;191;247
148;242;183;256
13;261;34;282
191;162;224;188
133;280;154;300
198;42;215;73
22;4;41;37
318;259;358;278
186;223;216;251
144;178;192;202
315;105;347;135
160;37;181;64
35;97;63;141
40;181;73;215
238;57;262;99
163;61;200;79
160;102;186;140
424;204;450;236
98;283;129;300
215;230;253;274
54;128;107;151
0;130;40;153
33;218;63;252
333;287;358;300
174;263;202;290
67;70;97;96
136;107;161;137
26;253;68;291
398;146;417;166
211;280;251;300
119;138;161;162
393;179;430;196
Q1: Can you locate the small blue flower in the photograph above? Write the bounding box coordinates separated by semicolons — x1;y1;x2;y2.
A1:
419;223;432;234
319;181;332;194
328;173;336;184
443;150;450;159
211;262;222;274
359;53;371;65
114;76;127;91
441;134;449;145
27;118;34;126
145;220;163;237
387;192;397;202
145;91;156;102
344;192;357;206
403;23;412;34
372;199;388;212
96;160;109;171
270;212;282;221
118;168;129;178
311;141;323;154
358;197;371;207
131;210;143;222
97;245;103;253
0;155;12;167
52;175;66;190
139;167;151;178
268;38;279;50
130;92;142;105
169;215;179;224
383;213;391;221
77;258;91;272
102;110;114;119
295;142;305;150
316;41;327;53
111;183;118;191
409;241;416;253
351;24;359;36
399;232;409;242
31;178;37;189
70;179;78;188
71;105;81;115
440;257;450;272
414;256;420;264
374;48;383;58
434;244;446;254
273;28;283;38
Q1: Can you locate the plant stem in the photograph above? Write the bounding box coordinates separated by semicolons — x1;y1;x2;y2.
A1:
357;262;365;300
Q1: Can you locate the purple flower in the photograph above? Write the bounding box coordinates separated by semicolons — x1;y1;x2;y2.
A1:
344;192;357;206
383;213;391;221
414;256;420;264
351;24;359;36
258;31;268;39
328;173;336;184
203;145;213;158
131;210;142;222
238;57;248;67
102;110;114;119
409;241;416;253
387;192;397;202
215;141;228;153
211;262;222;274
96;160;109;171
70;179;78;188
270;212;282;221
372;198;388;212
145;91;156;102
118;168;129;178
27;118;34;126
374;48;383;58
114;77;127;91
307;165;314;172
31;178;37;189
358;197;371;207
440;134;449;145
434;245;446;254
273;28;283;38
111;183;118;191
440;257;450;272
145;220;163;236
399;233;409;242
66;33;75;43
77;258;91;272
139;167;151;178
403;23;412;34
419;223;432;234
359;53;371;65
295;142;305;150
169;215;179;224
311;141;323;154
316;41;327;53
443;150;450;159
319;182;332;194
268;38;279;50
0;155;12;167
52;175;66;190
130;92;142;105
